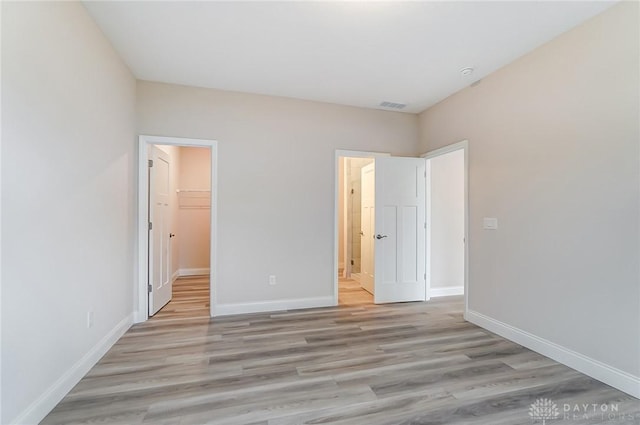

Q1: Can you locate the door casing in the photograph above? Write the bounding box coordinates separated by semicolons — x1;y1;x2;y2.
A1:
136;135;218;323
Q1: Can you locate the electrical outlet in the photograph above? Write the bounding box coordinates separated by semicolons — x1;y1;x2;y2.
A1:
269;275;277;285
87;311;94;329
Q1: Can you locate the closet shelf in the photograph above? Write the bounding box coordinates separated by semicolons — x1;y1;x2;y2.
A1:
177;189;211;209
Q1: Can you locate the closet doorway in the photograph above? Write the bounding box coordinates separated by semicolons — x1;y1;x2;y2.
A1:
137;135;218;323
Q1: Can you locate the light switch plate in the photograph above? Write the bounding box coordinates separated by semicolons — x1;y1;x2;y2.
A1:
483;217;498;230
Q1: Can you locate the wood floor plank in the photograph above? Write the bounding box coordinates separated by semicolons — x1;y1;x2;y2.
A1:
40;276;640;425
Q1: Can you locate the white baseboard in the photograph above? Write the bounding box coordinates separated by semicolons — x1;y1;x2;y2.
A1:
133;311;146;324
11;313;133;425
430;286;464;297
212;296;334;317
466;309;640;399
178;267;210;277
171;269;179;282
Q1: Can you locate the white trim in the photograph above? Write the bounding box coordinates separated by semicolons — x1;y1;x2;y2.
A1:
421;140;469;315
212;296;334;317
421;140;469;160
429;286;464;297
466;310;640;399
137;135;218;323
0;3;3;420
10;314;133;425
178;268;211;277
425;158;432;300
133;311;146;323
333;150;391;306
171;269;179;282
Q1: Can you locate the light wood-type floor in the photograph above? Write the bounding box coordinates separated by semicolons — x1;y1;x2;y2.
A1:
41;276;640;424
153;275;211;321
338;274;373;306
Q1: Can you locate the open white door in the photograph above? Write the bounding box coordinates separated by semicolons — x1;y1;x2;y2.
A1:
374;157;426;304
149;146;172;315
360;162;375;294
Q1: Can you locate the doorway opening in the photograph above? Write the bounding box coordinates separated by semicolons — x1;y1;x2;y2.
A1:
137;135;218;323
334;144;467;309
422;140;469;310
150;145;212;319
337;155;375;306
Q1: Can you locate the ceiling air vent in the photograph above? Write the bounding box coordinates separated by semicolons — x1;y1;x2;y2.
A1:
379;101;406;110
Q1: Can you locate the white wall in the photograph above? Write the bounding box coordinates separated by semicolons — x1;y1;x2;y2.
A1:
429;149;464;291
1;2;136;423
178;146;211;272
418;1;640;389
137;81;418;309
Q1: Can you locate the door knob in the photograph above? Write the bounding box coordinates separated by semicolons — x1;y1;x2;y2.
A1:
169;233;176;238
376;234;388;240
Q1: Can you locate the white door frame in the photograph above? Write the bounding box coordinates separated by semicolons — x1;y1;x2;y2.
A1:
136;135;218;323
421;140;469;315
333;150;390;305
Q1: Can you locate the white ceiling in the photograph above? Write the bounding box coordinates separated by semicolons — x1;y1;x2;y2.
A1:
84;1;615;114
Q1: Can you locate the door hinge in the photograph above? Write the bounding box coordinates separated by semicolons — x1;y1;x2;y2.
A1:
424;273;427;280
424;222;426;229
148;222;153;231
148;159;154;168
148;284;152;293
